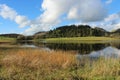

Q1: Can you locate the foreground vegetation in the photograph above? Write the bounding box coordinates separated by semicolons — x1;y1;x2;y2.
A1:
0;49;120;80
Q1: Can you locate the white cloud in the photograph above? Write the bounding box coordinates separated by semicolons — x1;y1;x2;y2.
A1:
0;0;110;35
102;12;120;31
67;0;107;22
23;24;52;35
112;23;120;30
67;7;79;20
104;13;119;22
0;4;17;20
15;15;30;28
0;4;30;28
106;0;113;4
40;0;107;22
24;0;107;35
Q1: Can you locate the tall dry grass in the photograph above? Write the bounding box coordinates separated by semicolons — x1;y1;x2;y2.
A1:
1;49;76;68
0;49;78;80
0;49;120;80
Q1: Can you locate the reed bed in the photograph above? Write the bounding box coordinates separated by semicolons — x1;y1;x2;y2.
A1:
0;49;120;80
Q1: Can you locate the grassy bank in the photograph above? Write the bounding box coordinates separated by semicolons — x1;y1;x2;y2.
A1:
43;37;119;43
0;49;120;80
0;36;16;43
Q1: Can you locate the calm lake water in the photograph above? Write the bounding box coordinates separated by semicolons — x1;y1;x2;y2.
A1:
1;41;120;59
16;41;120;59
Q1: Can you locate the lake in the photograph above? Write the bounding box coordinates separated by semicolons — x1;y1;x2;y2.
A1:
0;41;120;79
9;41;120;60
0;41;120;60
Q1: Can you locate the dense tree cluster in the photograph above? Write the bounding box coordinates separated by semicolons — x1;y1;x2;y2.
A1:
36;25;109;38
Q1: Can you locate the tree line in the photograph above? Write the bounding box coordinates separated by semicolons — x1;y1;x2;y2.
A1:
35;25;110;39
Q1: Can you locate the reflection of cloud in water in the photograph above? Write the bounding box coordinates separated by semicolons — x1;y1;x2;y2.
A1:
21;44;37;48
77;46;120;59
40;47;51;52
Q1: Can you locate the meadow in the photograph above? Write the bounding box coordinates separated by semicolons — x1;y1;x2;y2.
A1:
44;37;119;43
0;48;120;80
0;37;15;43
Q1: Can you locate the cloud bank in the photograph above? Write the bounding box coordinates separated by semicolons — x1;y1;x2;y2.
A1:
0;0;120;35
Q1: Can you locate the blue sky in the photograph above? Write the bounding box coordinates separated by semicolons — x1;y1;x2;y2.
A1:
0;0;120;35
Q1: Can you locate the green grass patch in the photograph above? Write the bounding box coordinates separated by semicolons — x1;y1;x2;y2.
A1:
44;37;119;43
0;36;16;43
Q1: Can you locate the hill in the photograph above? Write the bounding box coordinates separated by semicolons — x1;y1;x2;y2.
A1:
110;29;120;38
34;25;109;38
0;33;22;38
113;29;120;33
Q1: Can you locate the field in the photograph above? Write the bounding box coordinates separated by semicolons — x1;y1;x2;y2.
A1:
0;36;15;43
43;37;119;43
0;48;120;80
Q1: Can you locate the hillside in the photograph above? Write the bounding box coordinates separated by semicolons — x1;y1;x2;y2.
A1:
34;25;109;38
113;29;120;33
0;33;22;38
110;29;120;38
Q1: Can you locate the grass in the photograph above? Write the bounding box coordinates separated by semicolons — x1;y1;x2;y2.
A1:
0;49;120;80
43;37;119;43
0;36;16;43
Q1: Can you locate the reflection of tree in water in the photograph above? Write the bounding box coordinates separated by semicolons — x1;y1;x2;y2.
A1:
17;41;120;54
45;43;110;54
110;42;120;49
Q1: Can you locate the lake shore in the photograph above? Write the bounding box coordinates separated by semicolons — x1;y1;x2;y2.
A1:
0;37;16;43
0;37;120;79
38;37;120;43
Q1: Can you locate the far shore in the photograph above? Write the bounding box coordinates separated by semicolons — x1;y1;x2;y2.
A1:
39;37;120;44
0;36;120;44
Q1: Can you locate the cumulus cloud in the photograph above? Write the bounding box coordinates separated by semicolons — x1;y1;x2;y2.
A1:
104;13;120;22
25;0;107;35
23;24;53;35
40;0;107;22
0;0;111;35
0;4;17;20
67;0;107;22
103;12;120;30
0;4;30;28
15;15;30;28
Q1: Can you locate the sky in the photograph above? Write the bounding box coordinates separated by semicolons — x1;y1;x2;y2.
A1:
0;0;120;35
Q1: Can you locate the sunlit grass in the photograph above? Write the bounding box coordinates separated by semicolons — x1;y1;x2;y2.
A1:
44;37;119;43
0;49;120;80
0;36;15;43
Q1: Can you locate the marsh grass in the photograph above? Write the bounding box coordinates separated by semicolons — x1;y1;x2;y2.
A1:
44;37;119;44
0;49;120;80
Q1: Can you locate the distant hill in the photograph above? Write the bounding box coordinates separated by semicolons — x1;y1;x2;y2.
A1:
0;33;23;38
34;25;110;38
34;31;47;39
110;29;120;38
113;29;120;33
34;32;47;37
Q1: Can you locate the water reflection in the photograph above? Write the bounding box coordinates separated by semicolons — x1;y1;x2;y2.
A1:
45;43;110;54
42;42;120;59
21;44;37;48
77;46;120;60
14;41;120;59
